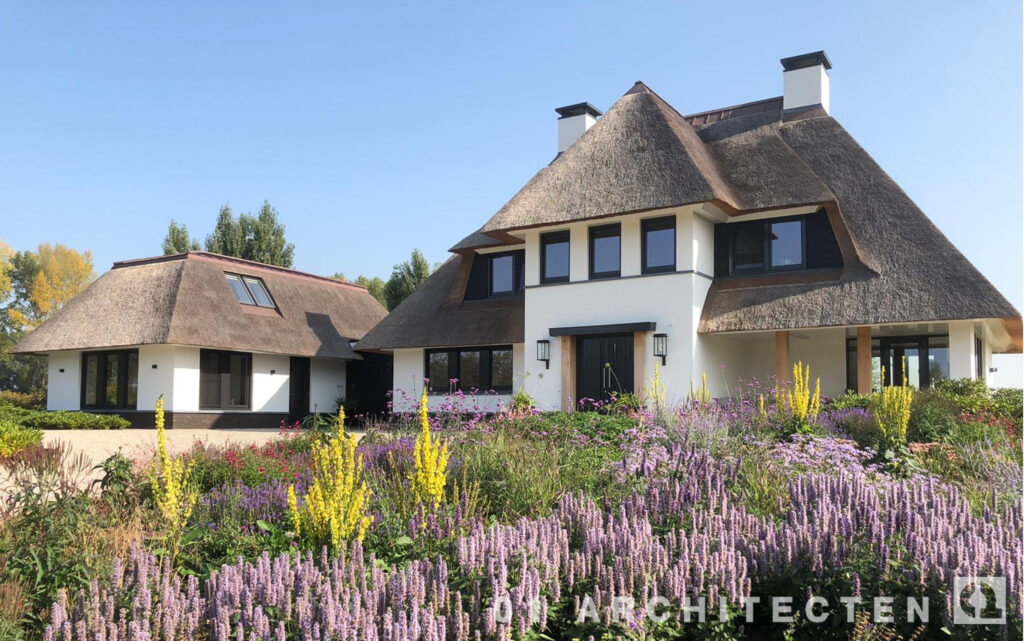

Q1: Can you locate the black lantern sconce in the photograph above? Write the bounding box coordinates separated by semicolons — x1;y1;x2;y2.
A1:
536;339;550;369
653;333;668;365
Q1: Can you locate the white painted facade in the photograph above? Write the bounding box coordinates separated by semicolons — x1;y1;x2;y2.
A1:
45;344;349;415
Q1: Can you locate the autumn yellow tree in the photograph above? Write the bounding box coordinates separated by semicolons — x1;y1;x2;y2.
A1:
0;237;12;302
7;244;94;330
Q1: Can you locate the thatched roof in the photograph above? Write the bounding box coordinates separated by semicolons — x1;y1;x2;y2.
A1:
354;254;523;351
12;252;388;358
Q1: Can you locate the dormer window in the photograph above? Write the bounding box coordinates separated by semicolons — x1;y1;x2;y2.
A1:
464;250;524;300
225;273;276;309
714;210;842;277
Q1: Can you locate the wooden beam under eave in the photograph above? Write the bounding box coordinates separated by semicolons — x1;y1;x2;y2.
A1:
560;336;575;412
633;331;647;403
775;330;791;385
857;326;872;394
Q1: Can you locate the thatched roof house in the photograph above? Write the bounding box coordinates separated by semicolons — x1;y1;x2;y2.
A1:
15;252;389;427
358;51;1020;412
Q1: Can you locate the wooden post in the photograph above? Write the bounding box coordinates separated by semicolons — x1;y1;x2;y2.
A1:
633;332;647;403
775;330;791;385
856;326;872;394
560;336;575;412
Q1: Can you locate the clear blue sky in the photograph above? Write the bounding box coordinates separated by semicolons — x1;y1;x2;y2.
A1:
1;2;1021;383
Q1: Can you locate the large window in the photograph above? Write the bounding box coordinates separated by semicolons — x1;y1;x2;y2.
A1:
82;350;138;410
200;349;252;410
589;223;621;279
641;216;676;274
729;217;805;274
845;335;949;392
465;251;525;300
424;346;514;394
225;273;277;309
540;231;570;284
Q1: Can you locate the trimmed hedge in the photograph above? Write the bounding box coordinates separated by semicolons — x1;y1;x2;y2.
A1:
0;419;43;457
0;403;130;430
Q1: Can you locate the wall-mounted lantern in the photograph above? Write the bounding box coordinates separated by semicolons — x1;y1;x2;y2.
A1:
653;333;668;366
536;339;550;369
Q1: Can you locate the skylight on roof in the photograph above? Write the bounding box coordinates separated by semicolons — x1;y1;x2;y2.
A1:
225;273;276;309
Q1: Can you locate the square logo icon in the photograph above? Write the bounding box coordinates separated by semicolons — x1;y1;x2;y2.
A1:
953;576;1006;625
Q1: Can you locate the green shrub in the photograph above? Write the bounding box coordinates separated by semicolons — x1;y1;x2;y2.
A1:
826;391;873;411
0;407;130;430
501;411;637;446
0;389;46;410
0;420;43;458
934;378;991;413
991;387;1023;426
906;391;960;443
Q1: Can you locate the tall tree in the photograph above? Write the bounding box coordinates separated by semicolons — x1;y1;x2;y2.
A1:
200;202;295;267
7;244;94;330
383;249;431;311
161;220;200;254
332;272;387;307
0;237;11;303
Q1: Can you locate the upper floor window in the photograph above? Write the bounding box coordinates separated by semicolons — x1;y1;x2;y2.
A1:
642;216;676;274
540;231;570;283
729;217;805;274
589;223;620;279
226;273;276;309
465;250;524;300
82;349;138;410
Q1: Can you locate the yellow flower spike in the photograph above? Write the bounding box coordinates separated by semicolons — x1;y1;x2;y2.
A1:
147;394;198;558
410;389;448;510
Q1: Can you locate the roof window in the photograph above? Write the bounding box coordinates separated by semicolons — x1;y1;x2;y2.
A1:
225;273;276;309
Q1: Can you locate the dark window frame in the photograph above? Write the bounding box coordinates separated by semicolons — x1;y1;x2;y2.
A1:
225;273;277;309
728;215;807;275
81;349;139;410
199;349;253;410
540;230;571;284
423;345;514;395
486;251;520;297
588;223;621;280
975;336;984;380
641;216;676;274
844;334;950;391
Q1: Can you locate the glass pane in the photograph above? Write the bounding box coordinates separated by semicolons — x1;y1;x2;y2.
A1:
644;226;675;270
84;354;98;406
770;221;803;268
929;347;950;384
228;354;249;407
459;351;481;391
126;352;138;408
490;349;513;391
490;255;514;294
427;352;449;391
543;240;569;281
732;224;764;272
105;353;120;406
226;274;255;304
199;351;222;408
243;277;275;308
592;234;620;275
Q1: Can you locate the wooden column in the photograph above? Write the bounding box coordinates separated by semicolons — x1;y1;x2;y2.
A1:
856;326;872;394
560;336;575;412
775;330;791;384
633;331;647;402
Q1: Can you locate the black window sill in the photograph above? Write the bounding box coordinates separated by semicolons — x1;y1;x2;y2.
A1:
589;272;621;280
642;265;676;275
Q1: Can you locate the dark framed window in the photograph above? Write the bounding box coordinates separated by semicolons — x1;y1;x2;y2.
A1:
540;231;570;283
727;216;806;275
225;273;277;309
199;349;252;410
845;335;949;392
81;349;138;410
489;254;516;296
589;223;621;279
975;336;985;381
641;216;676;274
424;345;514;394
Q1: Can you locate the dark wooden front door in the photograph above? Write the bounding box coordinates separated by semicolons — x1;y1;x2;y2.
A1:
576;334;634;406
288;357;311;422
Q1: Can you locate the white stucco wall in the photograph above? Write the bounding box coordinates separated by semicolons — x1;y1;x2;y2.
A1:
251;353;291;412
949;321;977;380
46;351;81;410
310;357;346;413
391;345;525;413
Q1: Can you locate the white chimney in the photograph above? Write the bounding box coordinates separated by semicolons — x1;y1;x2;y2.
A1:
781;51;832;114
555;102;602;153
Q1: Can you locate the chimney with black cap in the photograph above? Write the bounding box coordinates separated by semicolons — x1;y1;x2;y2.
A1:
781;50;832;114
555;102;602;154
